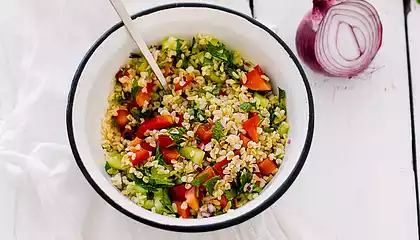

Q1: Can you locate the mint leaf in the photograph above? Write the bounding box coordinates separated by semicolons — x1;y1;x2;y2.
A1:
203;176;220;194
240;103;251;111
191;173;210;187
212;119;223;141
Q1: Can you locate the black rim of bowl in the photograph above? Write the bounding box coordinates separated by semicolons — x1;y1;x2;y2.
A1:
66;2;314;233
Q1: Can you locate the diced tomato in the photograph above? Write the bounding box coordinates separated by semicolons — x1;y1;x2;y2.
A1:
213;158;230;176
219;195;228;208
114;110;130;128
234;150;241;155
161;148;180;164
219;89;227;96
185;186;200;211
175;75;194;91
136;115;174;137
258;158;278;176
248;112;258;119
136;82;154;107
126;100;138;110
239;133;251;148
170;185;187;201
254;65;264;75
158;135;176;148
242;115;260;142
242;65;272;91
197;166;216;183
131;149;150;166
130;137;142;147
140;141;156;152
177;113;184;126
175;201;190;218
196;123;214;142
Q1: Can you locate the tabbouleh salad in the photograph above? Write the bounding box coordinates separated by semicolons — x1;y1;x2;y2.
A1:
101;34;289;219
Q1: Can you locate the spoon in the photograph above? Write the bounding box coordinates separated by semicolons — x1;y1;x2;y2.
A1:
108;0;168;90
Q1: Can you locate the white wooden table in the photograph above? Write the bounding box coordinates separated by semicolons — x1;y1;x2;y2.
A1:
0;0;418;239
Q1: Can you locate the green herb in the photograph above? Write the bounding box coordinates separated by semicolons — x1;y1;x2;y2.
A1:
278;87;286;100
225;188;237;200
182;56;189;69
278;87;286;110
195;109;207;123
104;161;111;171
143;167;175;187
130;107;153;121
191;37;196;48
212;119;223;141
176;39;182;58
213;87;222;95
203;57;213;66
114;91;125;104
263;127;275;133
155;146;167;167
111;118;117;127
207;42;233;66
239;171;252;190
147;68;152;77
191;173;210;187
168;127;187;145
240;103;252;111
252;185;263;192
131;87;140;100
134;178;158;190
203;176;220;194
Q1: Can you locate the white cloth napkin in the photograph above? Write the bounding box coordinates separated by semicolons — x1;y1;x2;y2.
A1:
0;0;296;239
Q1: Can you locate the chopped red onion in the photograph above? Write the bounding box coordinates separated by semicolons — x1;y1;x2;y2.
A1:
201;212;211;218
296;0;382;77
194;164;203;172
207;204;215;213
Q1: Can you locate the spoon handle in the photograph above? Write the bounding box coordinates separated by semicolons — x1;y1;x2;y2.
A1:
109;0;168;90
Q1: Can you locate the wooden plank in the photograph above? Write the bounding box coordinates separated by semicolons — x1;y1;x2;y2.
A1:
253;0;419;239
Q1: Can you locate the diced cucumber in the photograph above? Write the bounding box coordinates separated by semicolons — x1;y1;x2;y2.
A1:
105;153;123;170
162;37;178;51
143;200;154;210
208;71;222;83
180;147;205;164
254;92;269;108
278;122;290;135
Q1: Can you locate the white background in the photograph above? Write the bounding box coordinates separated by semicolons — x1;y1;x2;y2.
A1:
0;0;418;239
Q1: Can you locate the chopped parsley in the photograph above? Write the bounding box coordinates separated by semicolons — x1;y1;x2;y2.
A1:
206;42;233;67
176;39;182;58
130;107;153;121
212;119;223;141
104;161;111;171
191;173;210;187
203;176;220;194
278;87;286;110
239;171;252;193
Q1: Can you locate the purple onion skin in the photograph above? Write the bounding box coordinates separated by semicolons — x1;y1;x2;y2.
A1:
296;0;337;76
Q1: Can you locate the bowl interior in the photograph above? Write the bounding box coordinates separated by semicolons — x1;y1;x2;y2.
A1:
69;4;312;231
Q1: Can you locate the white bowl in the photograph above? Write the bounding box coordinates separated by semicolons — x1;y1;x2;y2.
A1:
66;3;314;232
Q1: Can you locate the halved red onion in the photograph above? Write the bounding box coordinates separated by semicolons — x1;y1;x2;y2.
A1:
296;0;382;77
